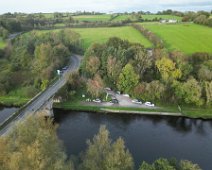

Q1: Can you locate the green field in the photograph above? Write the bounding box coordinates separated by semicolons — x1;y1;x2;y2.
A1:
112;15;137;21
0;37;6;49
72;26;152;49
142;15;182;21
73;15;111;22
142;23;212;54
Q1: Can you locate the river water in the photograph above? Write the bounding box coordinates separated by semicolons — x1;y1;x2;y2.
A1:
0;106;18;124
54;110;212;170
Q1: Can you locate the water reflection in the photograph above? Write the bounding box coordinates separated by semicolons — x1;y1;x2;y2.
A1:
54;109;212;170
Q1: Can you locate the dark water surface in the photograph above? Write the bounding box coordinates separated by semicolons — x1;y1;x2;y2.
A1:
0;106;18;124
54;110;212;170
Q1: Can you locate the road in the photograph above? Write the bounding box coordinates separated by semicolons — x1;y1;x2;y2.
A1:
8;32;23;40
0;55;81;136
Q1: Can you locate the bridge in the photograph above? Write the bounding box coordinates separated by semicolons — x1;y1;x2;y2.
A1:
0;55;81;136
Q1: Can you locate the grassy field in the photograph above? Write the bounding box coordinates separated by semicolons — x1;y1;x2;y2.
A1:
142;23;212;54
72;15;111;22
0;37;6;49
112;14;182;21
112;15;138;21
142;15;182;21
0;96;30;107
72;26;152;49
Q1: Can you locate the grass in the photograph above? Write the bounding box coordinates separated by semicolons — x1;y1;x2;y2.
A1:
54;23;66;27
141;23;212;54
72;26;153;49
54;101;212;119
0;96;30;107
72;15;111;22
181;106;212;119
112;15;138;21
142;15;182;21
159;104;212;119
0;37;6;49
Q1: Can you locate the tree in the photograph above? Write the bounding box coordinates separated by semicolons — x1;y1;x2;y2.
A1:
179;160;202;170
156;57;182;83
80;125;134;170
131;45;152;78
118;63;139;93
172;78;203;106
0;27;9;40
170;51;193;80
0;115;72;170
107;56;122;84
68;71;84;90
85;56;101;76
139;158;202;170
194;15;208;25
198;65;212;81
133;81;165;102
41;79;49;91
204;81;212;106
87;74;104;98
34;43;53;73
139;162;155;170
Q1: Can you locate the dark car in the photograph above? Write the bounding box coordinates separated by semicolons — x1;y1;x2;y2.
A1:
110;99;119;104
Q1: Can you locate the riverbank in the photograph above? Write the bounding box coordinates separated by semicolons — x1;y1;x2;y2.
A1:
54;102;212;119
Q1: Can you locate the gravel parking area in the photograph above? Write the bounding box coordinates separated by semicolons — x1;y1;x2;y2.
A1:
83;90;157;109
107;90;157;108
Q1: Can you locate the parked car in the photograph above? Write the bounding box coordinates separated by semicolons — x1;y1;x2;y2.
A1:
132;99;142;104
116;91;121;95
62;66;68;71
105;87;111;91
110;99;119;104
145;102;155;107
86;98;91;102
110;95;116;100
93;99;102;103
123;94;130;97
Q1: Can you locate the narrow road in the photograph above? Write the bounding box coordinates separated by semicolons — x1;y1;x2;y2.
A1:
8;32;23;40
0;55;81;136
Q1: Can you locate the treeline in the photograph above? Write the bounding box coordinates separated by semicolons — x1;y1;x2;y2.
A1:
80;38;212;107
0;29;81;97
0;13;74;32
0;13;129;35
0;26;9;40
0;114;202;170
72;11;105;15
182;11;212;27
132;24;164;48
157;9;184;17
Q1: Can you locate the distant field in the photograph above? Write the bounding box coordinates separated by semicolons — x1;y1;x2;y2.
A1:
142;23;212;54
0;37;6;49
112;15;137;21
72;15;111;22
142;15;182;21
72;26;152;49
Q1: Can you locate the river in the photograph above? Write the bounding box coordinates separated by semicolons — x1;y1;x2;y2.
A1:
54;110;212;170
0;106;18;124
